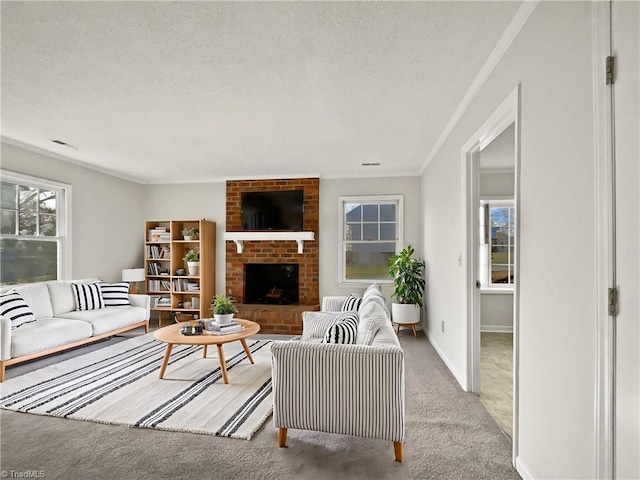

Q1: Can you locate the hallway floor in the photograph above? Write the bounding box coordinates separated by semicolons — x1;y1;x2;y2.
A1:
480;332;513;439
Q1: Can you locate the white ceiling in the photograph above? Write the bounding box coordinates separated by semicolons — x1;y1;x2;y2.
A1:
1;1;521;184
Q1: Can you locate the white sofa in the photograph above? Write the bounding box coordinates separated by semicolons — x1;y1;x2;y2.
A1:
0;278;150;381
270;286;405;461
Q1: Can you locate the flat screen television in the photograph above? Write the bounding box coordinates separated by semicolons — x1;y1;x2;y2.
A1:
241;190;304;231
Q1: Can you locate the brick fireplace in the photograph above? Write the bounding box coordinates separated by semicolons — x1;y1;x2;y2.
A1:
225;178;320;334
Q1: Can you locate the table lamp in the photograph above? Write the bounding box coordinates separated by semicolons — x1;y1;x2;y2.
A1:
122;268;145;294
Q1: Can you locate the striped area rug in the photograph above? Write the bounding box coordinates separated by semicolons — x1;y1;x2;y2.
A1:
0;334;273;440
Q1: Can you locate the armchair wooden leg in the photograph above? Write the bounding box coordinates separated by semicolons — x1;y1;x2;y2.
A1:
394;442;403;462
278;428;288;448
0;362;5;383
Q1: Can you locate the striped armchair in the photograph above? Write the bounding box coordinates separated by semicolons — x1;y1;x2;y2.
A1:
270;301;405;461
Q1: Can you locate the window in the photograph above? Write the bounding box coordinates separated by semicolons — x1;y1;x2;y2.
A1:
479;199;515;288
0;170;71;285
339;195;403;283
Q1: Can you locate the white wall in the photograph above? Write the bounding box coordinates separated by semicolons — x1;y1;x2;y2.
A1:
144;183;227;295
0;142;146;282
319;176;422;299
480;293;513;332
422;3;599;478
480;171;514;197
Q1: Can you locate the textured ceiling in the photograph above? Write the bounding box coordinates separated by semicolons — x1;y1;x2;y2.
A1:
1;1;521;184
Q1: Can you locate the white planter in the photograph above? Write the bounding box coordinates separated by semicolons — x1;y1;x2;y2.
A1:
183;235;193;241
186;261;200;276
214;313;234;325
391;303;421;325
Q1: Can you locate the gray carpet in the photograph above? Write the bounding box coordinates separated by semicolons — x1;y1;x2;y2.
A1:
0;330;520;480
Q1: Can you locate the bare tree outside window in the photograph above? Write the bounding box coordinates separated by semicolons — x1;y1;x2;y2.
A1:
0;174;66;285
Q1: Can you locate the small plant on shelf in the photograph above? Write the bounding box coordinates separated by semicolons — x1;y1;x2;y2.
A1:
211;294;238;315
183;248;199;262
181;227;199;240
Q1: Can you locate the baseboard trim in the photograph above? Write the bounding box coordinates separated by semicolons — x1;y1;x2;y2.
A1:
426;333;467;390
480;325;514;333
515;456;536;480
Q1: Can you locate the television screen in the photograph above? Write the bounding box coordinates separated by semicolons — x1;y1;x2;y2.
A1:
241;190;304;231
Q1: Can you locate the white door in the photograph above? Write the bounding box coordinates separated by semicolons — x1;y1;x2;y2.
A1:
612;2;639;478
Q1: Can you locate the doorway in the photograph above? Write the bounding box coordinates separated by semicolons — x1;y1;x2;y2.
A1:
478;124;516;439
462;86;520;460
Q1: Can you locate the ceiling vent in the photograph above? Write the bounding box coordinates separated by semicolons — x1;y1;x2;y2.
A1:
361;162;381;167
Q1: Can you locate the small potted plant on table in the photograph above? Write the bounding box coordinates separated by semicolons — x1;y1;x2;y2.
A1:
211;294;238;325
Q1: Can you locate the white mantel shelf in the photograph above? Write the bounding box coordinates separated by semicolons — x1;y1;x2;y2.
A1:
224;231;315;254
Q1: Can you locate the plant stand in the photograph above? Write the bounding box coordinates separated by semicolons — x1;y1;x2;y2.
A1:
394;321;419;338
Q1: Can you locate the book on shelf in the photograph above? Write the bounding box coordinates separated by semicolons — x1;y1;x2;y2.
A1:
173;279;200;292
147;262;162;275
147;245;171;259
148;227;171;242
150;296;171;307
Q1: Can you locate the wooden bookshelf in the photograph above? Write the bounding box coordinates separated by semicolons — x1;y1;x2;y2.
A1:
144;219;216;326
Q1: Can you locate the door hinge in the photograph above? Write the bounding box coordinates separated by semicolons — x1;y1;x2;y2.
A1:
608;287;618;316
606;56;615;85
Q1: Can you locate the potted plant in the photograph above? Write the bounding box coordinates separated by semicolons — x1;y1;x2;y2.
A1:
388;245;425;326
183;248;200;276
210;293;238;325
182;227;198;241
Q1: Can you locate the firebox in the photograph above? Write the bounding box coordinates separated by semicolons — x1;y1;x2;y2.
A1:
244;263;299;305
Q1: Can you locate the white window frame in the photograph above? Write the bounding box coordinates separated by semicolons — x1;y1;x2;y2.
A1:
338;194;404;285
479;197;515;291
1;169;72;283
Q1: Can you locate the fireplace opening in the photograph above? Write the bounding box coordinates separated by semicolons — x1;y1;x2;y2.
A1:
244;263;299;305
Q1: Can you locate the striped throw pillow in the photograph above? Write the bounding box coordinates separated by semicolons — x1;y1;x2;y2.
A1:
72;283;105;311
341;294;362;312
322;312;359;344
0;290;37;329
94;282;130;307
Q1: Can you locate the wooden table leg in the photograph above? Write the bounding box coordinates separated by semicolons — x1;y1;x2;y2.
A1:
158;343;173;379
217;344;229;384
203;345;208;358
240;339;255;364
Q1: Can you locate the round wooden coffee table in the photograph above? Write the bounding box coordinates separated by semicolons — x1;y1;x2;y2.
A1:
153;319;260;384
